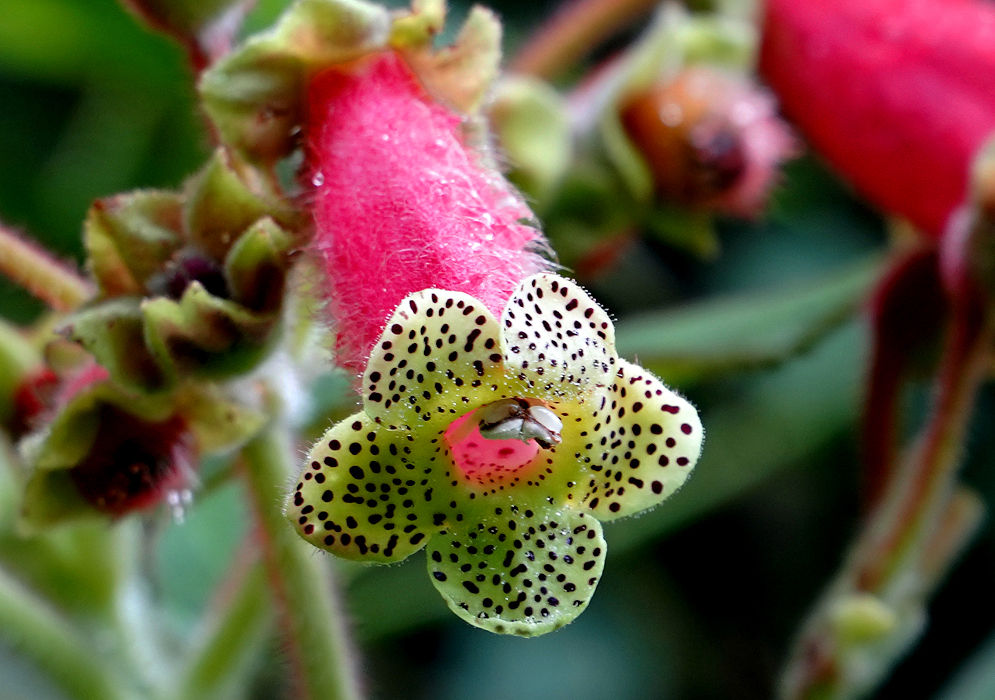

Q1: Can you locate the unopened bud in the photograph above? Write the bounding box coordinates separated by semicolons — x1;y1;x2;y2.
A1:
621;66;795;216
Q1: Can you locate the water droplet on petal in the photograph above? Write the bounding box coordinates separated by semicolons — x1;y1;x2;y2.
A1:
312;171;325;187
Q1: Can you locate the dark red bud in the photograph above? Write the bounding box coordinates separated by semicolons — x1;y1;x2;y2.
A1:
145;247;229;301
68;409;192;516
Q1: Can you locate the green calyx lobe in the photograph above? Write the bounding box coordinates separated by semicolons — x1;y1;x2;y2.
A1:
70;150;296;393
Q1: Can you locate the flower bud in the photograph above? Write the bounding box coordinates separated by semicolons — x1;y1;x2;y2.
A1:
18;364;264;530
70;151;296;392
621;66;794;216
760;0;995;237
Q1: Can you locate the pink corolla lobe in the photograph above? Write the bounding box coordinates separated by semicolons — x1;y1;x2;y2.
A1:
760;0;995;238
306;52;550;375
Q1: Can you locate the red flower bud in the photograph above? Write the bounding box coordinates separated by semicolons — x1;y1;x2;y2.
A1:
621;66;795;216
69;410;192;516
760;0;995;237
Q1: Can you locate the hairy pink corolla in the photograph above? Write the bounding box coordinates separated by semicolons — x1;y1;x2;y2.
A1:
760;0;995;237
306;52;549;376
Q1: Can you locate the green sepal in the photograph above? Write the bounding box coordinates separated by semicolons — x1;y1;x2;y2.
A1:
184;148;300;262
18;469;101;532
398;5;502;113
0;320;43;426
199;0;392;164
84;191;185;297
388;0;446;47
489;76;571;203
178;387;266;452
23;379;171;477
61;299;171;393
142;282;280;381
223;217;294;313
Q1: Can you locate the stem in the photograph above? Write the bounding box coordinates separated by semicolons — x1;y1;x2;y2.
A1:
781;296;993;699
240;424;361;700
509;0;657;79
176;547;272;700
0;222;93;311
855;299;992;591
0;565;131;700
860;247;947;512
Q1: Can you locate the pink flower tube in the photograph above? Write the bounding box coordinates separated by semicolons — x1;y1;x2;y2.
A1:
306;53;550;375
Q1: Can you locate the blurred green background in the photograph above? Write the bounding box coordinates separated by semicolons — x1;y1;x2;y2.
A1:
2;1;995;698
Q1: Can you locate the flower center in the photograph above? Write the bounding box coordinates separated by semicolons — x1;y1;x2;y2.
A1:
444;398;563;488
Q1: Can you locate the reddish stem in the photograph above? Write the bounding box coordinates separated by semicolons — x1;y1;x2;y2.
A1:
509;0;657;79
860;247;948;511
856;288;990;592
0;223;93;311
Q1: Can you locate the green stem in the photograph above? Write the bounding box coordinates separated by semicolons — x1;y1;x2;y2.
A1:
240;424;362;700
0;564;132;700
0;222;93;311
176;548;273;700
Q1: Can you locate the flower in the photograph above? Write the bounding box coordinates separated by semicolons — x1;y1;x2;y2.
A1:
287;273;703;636
760;0;995;238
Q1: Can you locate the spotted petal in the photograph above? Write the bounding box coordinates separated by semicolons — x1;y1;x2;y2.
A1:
288;412;433;563
363;290;508;430
426;504;606;636
575;360;702;520
501;274;617;399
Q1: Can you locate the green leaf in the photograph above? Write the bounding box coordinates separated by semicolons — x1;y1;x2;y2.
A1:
614;256;883;385
643;205;720;259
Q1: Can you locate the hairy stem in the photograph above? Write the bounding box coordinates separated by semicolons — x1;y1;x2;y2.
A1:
0;565;132;700
510;0;656;79
240;424;361;700
0;223;93;311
